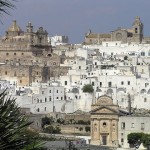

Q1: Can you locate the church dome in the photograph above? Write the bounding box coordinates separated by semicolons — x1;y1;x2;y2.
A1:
7;20;22;32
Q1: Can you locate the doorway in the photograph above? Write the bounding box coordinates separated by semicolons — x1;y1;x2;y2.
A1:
102;135;107;145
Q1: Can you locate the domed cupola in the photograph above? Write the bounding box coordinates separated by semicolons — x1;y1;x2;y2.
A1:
6;20;23;36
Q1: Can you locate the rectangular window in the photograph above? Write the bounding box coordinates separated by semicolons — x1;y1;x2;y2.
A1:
65;81;67;85
45;98;47;102
131;123;135;128
100;82;102;87
121;138;124;143
79;66;81;69
108;82;112;87
121;122;125;129
49;97;51;101
42;91;44;94
57;90;58;93
128;81;130;85
121;81;124;85
49;90;51;93
92;82;94;86
141;123;145;130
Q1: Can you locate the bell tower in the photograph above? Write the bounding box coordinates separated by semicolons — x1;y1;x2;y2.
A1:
132;16;143;43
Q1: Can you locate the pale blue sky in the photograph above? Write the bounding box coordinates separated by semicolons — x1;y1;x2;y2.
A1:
1;0;150;43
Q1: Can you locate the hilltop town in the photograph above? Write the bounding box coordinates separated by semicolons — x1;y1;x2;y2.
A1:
1;16;150;149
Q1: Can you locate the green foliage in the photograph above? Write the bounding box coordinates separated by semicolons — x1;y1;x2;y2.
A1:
128;132;150;148
141;133;150;148
76;120;90;125
44;125;61;134
82;84;94;93
0;0;16;15
57;118;65;124
41;116;54;128
128;133;143;147
0;90;43;150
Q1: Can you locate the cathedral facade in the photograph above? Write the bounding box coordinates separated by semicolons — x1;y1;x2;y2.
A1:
0;20;63;86
84;16;150;44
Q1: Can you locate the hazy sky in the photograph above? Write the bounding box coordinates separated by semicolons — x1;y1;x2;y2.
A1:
1;0;150;43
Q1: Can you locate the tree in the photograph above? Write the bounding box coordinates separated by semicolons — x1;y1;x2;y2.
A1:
82;84;94;93
41;116;54;128
0;0;16;16
0;90;43;149
44;125;61;134
128;133;143;147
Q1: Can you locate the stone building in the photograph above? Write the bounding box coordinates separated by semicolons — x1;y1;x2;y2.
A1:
84;16;149;44
0;20;63;86
90;95;119;147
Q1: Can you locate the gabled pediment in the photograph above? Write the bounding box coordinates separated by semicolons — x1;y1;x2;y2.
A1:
91;105;119;115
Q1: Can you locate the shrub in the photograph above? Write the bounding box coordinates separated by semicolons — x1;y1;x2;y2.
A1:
82;84;94;93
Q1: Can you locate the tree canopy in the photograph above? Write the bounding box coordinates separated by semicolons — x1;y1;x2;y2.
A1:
128;132;150;149
82;84;94;93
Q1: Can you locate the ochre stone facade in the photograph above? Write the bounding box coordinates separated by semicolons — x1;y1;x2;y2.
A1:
84;16;148;44
0;20;68;86
91;95;119;147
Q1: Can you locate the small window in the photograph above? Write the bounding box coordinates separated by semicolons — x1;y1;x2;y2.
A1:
144;98;147;102
141;52;145;56
45;98;47;102
61;97;63;100
141;123;145;130
128;81;130;85
22;53;24;55
92;82;94;86
121;81;124;85
57;97;59;99
49;97;51;101
57;90;58;93
108;82;112;87
49;90;51;93
121;138;124;143
42;91;44;94
5;71;7;75
14;53;16;55
79;66;81;69
6;53;9;56
131;123;135;128
121;122;125;129
135;28;138;33
37;72;38;75
65;81;67;85
121;98;124;102
37;108;40;112
100;82;102;87
103;122;107;127
20;80;22;83
45;107;46;111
